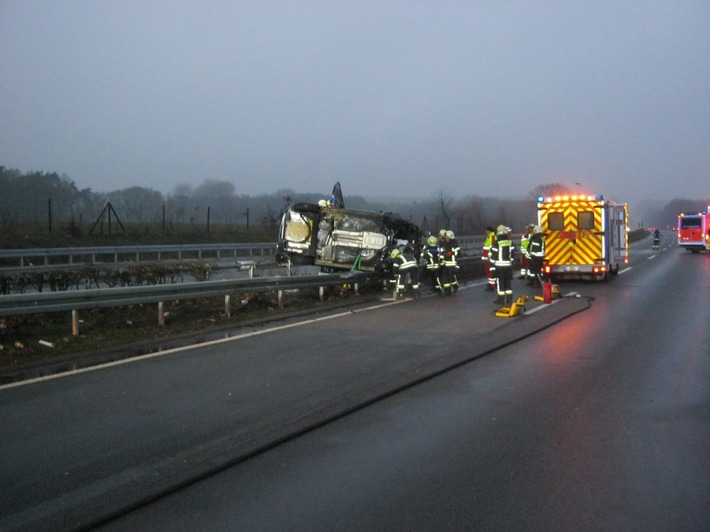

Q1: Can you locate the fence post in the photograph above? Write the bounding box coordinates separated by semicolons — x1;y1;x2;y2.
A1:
158;301;165;326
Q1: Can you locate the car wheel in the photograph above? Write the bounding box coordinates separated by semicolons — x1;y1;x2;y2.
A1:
292;202;320;213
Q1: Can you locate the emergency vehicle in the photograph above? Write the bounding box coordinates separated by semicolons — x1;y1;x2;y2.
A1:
676;209;710;253
537;194;628;281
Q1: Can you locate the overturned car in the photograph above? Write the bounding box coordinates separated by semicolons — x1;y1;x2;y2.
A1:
276;203;421;272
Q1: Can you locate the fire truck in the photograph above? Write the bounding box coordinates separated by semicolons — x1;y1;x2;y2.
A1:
677;210;710;253
537;194;628;281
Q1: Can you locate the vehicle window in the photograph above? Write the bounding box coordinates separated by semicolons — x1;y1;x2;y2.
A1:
578;211;595;230
548;212;564;231
681;218;701;229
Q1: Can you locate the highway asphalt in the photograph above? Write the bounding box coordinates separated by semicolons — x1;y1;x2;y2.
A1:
0;280;590;531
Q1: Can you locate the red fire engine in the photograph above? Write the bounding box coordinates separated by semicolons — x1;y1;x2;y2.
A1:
677;209;710;253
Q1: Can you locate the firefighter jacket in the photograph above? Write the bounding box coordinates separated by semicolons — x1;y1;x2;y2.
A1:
392;251;418;273
482;231;496;260
438;241;459;268
528;233;545;259
421;244;439;270
520;232;531;258
490;234;515;268
449;238;461;259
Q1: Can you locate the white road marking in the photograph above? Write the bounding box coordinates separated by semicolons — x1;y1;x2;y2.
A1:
523;292;579;315
0;299;407;390
0;278;565;390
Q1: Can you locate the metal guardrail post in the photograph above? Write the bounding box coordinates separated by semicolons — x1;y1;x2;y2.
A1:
225;294;231;318
72;310;79;336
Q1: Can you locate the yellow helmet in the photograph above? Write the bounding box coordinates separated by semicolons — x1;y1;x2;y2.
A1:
427;236;437;246
390;248;402;258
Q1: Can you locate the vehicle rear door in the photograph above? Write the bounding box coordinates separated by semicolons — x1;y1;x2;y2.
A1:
542;199;602;269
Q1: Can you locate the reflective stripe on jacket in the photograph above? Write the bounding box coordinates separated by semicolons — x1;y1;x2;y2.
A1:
490;236;515;267
529;234;545;258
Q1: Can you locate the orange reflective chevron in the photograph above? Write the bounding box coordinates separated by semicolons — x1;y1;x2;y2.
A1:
539;199;604;267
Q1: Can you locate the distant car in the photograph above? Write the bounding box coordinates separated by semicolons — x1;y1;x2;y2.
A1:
276;203;421;272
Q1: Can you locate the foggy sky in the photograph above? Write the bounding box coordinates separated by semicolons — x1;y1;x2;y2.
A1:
1;1;709;209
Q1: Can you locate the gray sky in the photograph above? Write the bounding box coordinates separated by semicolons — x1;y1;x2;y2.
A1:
1;1;709;208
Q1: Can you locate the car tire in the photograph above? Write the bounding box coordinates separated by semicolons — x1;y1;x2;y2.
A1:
292;203;320;213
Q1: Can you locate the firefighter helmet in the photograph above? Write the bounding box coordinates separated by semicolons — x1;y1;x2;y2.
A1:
390;248;402;258
427;236;437;247
446;230;455;239
496;225;510;234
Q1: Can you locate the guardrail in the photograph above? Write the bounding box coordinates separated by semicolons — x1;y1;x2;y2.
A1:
0;236;487;332
0;243;276;269
0;237;486;270
0;271;381;334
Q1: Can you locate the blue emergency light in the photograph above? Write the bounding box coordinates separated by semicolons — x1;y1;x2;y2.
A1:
538;194;604;203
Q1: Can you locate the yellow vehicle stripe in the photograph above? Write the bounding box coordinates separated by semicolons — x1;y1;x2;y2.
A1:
540;200;603;266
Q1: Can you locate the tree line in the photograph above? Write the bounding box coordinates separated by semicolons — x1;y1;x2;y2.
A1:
0;166;703;238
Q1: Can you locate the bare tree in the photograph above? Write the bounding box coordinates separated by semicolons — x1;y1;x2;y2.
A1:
167;183;193;224
107;186;164;224
261;204;280;232
434;189;454;230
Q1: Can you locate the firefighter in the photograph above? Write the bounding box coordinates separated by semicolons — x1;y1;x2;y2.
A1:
439;230;460;293
490;225;515;304
519;224;534;280
482;226;496;291
421;235;441;290
528;225;545;286
446;230;461;258
436;229;448;246
652;228;660;250
389;247;421;297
